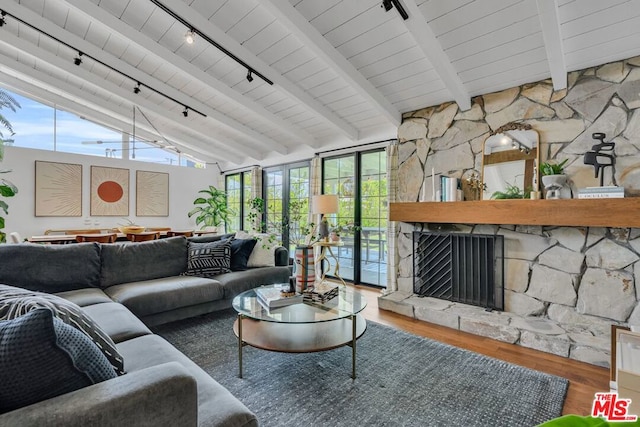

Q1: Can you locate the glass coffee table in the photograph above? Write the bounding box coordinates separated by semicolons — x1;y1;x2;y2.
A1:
232;284;367;379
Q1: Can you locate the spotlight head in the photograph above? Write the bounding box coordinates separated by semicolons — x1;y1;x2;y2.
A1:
246;69;253;82
182;107;188;117
0;11;5;27
74;52;83;66
185;29;195;45
133;83;140;94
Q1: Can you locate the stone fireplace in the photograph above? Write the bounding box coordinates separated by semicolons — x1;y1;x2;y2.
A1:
380;55;640;368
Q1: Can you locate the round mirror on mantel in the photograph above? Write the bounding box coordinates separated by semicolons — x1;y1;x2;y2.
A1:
481;122;540;200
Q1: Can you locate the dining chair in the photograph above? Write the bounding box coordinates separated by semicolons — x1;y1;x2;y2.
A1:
127;231;160;242
76;233;118;243
167;230;194;237
146;227;172;232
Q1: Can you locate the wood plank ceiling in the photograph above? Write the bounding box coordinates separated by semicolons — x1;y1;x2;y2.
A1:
0;0;639;168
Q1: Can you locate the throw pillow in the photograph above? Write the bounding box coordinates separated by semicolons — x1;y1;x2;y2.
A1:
0;308;116;414
185;238;232;277
234;231;277;268
230;238;257;271
0;284;125;375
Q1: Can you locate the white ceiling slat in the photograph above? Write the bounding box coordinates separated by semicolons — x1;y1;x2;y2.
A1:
263;0;401;126
536;0;567;90
401;0;471;111
158;0;359;140
57;0;303;154
0;30;253;163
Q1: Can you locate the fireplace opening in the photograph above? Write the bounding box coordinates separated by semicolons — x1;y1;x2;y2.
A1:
413;232;504;311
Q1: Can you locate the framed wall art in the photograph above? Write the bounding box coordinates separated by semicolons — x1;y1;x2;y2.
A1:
136;170;169;216
35;161;82;217
90;166;129;216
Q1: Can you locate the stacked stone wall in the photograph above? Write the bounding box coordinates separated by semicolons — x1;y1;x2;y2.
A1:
386;56;640;366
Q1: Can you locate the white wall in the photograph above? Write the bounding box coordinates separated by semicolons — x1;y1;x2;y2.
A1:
2;146;221;239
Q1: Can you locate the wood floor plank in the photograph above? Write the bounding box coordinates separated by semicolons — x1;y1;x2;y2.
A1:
352;284;609;416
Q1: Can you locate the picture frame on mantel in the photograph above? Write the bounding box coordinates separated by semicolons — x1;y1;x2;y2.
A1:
34;160;82;217
136;170;169;216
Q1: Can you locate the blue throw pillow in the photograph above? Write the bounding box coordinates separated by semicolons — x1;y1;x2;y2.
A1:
0;308;117;414
230;238;258;271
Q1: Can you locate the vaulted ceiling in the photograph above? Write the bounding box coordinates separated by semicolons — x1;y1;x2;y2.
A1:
1;0;639;169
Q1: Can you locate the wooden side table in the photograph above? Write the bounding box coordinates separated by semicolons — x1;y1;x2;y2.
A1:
313;240;346;286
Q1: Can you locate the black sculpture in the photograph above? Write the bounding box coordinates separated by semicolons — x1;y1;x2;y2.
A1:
583;132;615;187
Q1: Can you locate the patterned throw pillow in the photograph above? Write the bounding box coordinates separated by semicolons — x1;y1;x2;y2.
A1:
185;238;232;277
0;284;125;375
0;308;116;414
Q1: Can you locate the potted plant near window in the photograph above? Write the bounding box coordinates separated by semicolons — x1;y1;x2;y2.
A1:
0;89;20;243
188;186;232;232
540;159;568;199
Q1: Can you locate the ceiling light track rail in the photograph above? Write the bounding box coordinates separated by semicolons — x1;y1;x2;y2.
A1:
148;0;273;86
0;8;206;118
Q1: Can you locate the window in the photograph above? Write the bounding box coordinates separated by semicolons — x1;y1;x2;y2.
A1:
226;174;242;233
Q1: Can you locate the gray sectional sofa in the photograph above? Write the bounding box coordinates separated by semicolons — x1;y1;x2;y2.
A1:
0;235;290;426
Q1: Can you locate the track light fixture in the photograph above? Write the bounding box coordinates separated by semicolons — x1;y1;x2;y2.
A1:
133;82;141;94
246;69;253;82
74;52;83;66
185;29;195;45
381;0;409;20
149;0;273;85
0;11;6;27
182;107;189;117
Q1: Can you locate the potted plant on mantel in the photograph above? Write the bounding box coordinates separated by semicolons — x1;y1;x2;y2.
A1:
0;89;20;243
188;185;232;232
540;159;568;199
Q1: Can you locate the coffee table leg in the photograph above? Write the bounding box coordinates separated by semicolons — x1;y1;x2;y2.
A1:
238;313;243;378
351;314;356;379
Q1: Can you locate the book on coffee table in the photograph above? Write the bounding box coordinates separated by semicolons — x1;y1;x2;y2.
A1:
255;287;303;309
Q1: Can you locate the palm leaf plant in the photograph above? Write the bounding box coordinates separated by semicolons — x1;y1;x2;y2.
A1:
0;89;20;243
188;185;232;230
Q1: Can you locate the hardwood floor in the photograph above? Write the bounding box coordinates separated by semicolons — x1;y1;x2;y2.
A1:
352;284;609;416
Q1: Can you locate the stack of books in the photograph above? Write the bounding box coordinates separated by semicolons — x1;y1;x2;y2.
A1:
577;186;624;199
255;286;303;309
303;282;339;304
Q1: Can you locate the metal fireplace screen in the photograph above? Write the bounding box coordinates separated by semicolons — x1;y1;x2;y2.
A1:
413;232;504;311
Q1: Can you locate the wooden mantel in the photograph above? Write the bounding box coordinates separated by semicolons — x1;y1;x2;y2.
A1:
389;198;640;228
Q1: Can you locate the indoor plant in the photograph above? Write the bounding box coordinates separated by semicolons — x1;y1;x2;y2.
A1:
0;89;20;243
188;185;232;231
540;159;568;199
491;184;528;199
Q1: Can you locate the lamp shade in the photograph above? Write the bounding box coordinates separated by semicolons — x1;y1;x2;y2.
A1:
311;194;338;215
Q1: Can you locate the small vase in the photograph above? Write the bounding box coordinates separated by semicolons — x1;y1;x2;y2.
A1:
542;174;567;199
294;246;315;292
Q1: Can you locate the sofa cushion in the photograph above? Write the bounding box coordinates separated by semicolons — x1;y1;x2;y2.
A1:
55;288;113;307
0;308;116;414
215;266;291;299
185;239;232;277
117;334;257;427
0;242;102;292
100;237;188;288
230;238;257;271
187;232;234;244
235;231;276;267
104;276;225;318
82;302;152;344
0;284;124;375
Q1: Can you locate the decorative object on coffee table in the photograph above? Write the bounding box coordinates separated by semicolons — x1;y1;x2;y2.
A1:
294;245;315;293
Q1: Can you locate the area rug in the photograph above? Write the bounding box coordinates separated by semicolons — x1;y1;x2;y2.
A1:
154;309;568;427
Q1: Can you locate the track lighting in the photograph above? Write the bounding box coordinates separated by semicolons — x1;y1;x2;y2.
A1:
133;82;141;94
185;29;195;45
246;69;253;82
74;52;83;66
0;11;6;27
182;107;188;117
381;0;409;20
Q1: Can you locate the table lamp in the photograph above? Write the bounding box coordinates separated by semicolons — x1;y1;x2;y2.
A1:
312;194;339;241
